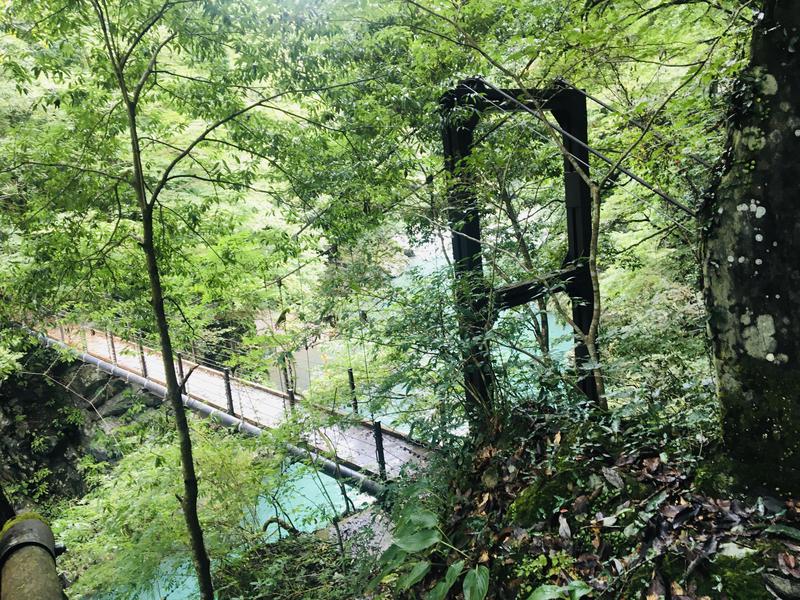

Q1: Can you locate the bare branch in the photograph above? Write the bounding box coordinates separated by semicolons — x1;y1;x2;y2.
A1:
132;32;178;105
0;161;128;183
119;0;184;68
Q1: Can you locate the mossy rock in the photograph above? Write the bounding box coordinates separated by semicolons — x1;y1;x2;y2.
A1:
510;472;574;527
697;553;772;599
650;543;775;599
693;456;736;496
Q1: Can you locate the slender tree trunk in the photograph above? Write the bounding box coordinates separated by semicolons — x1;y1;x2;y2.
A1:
586;185;607;409
703;0;800;494
501;190;550;354
125;104;215;598
0;484;14;526
140;211;214;598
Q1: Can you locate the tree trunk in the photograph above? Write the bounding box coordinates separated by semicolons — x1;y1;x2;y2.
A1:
125;103;215;597
703;0;800;494
0;485;14;526
140;212;215;598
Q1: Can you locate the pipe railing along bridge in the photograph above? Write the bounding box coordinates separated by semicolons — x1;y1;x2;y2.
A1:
39;323;428;495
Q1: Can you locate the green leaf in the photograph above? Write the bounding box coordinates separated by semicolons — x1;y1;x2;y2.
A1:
407;508;439;529
765;524;800;542
368;545;408;591
644;490;669;512
426;560;465;600
567;580;593;600
527;584;567;600
463;565;489;600
393;528;441;552
527;581;592;600
394;507;440;538
397;560;431;591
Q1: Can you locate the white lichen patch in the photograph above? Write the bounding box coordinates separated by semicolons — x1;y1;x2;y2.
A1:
756;234;764;242
755;206;767;218
740;127;767;152
759;73;778;95
742;314;778;359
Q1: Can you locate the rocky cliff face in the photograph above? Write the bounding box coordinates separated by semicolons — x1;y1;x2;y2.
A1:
0;346;161;508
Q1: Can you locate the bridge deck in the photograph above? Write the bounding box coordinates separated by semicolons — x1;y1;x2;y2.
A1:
48;327;427;480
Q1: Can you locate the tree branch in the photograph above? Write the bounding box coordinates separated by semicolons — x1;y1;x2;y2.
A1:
132;32;178;105
147;77;379;208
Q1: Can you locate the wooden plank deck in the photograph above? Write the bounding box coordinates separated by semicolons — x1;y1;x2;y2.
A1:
47;326;428;480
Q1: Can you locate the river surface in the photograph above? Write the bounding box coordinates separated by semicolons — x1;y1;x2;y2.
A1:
108;464;372;600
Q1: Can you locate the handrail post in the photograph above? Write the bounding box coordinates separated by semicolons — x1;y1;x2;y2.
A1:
106;331;117;364
58;325;65;342
348;368;358;414
280;360;290;395
176;352;185;393
80;328;88;351
373;420;387;480
224;368;234;415
137;340;148;378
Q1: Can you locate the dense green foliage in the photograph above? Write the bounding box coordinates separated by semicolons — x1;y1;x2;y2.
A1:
52;417;287;598
1;0;793;598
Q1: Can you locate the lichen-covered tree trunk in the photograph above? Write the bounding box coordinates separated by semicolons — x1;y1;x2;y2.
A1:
703;0;800;494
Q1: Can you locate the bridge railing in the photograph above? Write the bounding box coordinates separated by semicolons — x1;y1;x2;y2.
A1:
42;320;428;481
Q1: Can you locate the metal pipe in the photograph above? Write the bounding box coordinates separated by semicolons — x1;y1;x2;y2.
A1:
0;516;61;600
38;334;386;497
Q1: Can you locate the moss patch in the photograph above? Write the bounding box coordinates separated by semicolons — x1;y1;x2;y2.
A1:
697;553;771;599
510;473;574;527
1;511;48;536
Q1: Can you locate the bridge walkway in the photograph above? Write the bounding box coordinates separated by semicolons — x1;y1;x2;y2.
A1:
47;326;427;481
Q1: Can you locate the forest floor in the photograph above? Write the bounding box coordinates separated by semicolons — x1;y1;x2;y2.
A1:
398;399;800;600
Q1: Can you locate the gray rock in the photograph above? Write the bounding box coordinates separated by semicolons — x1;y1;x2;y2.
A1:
140;392;162;409
765;573;800;599
98;391;136;418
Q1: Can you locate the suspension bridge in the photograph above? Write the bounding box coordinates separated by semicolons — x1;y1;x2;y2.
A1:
40;324;428;493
